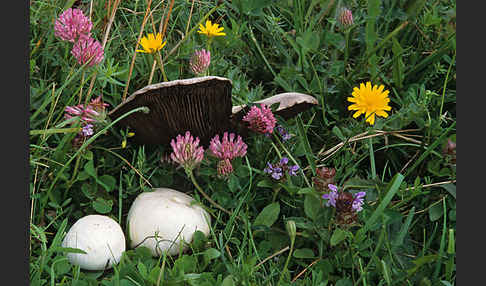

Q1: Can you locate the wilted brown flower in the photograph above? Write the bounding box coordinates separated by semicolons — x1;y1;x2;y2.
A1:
313;167;336;192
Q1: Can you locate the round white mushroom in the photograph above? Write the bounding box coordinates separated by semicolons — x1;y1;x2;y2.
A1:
127;188;211;256
62;215;126;270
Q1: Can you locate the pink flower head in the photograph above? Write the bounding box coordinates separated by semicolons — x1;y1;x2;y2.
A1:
54;8;92;42
242;104;277;134
217;158;233;177
170;131;205;172
64;96;109;123
209;132;247;160
338;7;354;29
190;49;211;75
71;37;104;67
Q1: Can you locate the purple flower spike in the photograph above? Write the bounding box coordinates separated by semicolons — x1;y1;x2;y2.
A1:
276;125;292;141
271;167;283;180
81;124;94;137
288;165;300;176
328;184;338;192
322;186;338;207
280;157;289;165
352;191;366;212
265;156;301;181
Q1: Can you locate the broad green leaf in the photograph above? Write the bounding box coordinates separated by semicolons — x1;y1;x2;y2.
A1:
99;174;116;192
293;248;315;259
331;228;350;247
429;203;444;221
254;202;280;227
52;247;87;254
92;198;113;214
440;183;456;199
84;160;96;178
203;248;221;261
304;194;321;221
222;275;236;286
356;173;404;242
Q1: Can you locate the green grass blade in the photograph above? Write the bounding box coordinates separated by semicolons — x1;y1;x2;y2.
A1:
296;114;316;176
404;121;456;178
356;173;404;242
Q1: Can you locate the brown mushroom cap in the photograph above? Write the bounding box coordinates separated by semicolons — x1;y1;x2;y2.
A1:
108;76;233;146
231;92;319;120
109;78;319;146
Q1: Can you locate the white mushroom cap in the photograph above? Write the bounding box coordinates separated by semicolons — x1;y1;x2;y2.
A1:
127;188;211;256
61;215;126;271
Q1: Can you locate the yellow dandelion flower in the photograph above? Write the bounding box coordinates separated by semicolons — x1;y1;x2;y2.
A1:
136;33;166;54
198;20;226;37
347;81;391;125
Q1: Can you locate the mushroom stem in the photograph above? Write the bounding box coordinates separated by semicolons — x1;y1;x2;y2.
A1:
187;169;239;220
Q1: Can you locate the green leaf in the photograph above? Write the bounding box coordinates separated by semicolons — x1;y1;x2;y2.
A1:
304;194;321;221
203;248;221;261
356;173;404;242
407;254;438;276
254;202;280;227
335;278;353;286
257;179;274;188
293;248;315;259
392;37;405;89
439;183;456;199
332;126;346;141
227;175;240;193
84;160;97;178
99;175;116;192
297;187;315;195
429;203;444;221
137;261;148;278
297;115;316;175
92;198;113;214
221;275;236;286
52;247;87;254
77;171;90;181
330;228;350;247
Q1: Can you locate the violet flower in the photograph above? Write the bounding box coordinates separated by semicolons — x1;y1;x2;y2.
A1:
352;191;366;212
81;124;94;137
276;125;292;141
242;104;277;135
264;157;299;181
322;184;339;207
54;8;92;43
322;184;366;213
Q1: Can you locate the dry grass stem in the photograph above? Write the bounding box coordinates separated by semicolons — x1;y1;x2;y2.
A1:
291;258;322;282
122;0;154;101
85;0;122;104
255;246;290;268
